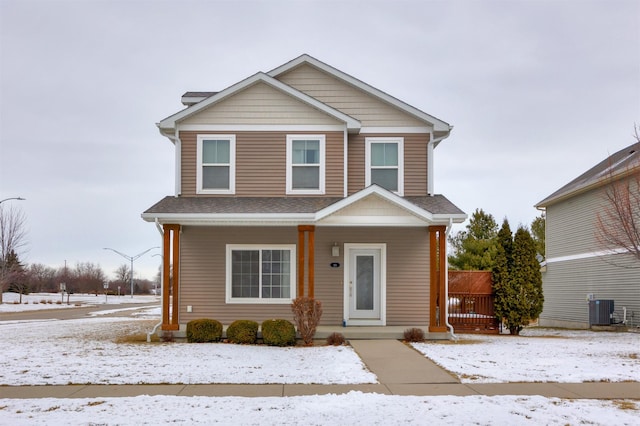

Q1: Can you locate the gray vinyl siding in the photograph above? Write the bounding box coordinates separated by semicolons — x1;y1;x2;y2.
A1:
541;183;640;328
180;131;345;197
540;253;640;328
178;226;430;326
545;187;603;258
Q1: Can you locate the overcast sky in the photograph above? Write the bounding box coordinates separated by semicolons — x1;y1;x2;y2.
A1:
1;0;638;280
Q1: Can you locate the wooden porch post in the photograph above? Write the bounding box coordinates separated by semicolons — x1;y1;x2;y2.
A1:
307;226;315;298
429;226;447;332
162;224;180;331
297;225;315;298
297;227;305;297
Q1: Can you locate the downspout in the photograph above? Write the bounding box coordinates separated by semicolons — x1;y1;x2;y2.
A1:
147;218;164;342
343;128;348;198
444;218;458;340
173;129;182;197
427;132;449;196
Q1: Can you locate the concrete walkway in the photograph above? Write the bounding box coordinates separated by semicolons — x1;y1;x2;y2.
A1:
1;340;639;400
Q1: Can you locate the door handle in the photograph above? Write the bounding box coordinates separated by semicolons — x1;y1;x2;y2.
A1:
349;281;353;297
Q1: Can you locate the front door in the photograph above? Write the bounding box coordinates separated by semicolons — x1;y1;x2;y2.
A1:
345;244;385;325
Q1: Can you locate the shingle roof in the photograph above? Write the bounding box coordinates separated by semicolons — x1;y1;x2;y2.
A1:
536;141;640;207
143;194;464;216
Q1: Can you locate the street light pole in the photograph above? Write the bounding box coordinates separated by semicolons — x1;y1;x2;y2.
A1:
103;247;159;298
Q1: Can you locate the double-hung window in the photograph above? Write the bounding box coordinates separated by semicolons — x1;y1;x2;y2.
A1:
286;135;325;194
197;134;235;194
226;245;296;304
365;137;404;195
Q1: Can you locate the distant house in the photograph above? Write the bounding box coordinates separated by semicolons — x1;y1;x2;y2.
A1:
535;141;640;329
142;55;466;336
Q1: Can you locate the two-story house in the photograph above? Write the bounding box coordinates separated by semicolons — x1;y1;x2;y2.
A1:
142;55;466;337
535;141;640;329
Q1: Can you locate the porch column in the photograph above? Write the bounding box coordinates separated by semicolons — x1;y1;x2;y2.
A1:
429;225;447;332
162;224;180;331
297;225;316;298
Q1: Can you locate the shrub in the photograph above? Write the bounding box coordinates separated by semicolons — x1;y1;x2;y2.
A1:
291;297;322;346
186;318;223;343
326;332;346;346
261;319;296;346
403;327;425;342
226;320;259;344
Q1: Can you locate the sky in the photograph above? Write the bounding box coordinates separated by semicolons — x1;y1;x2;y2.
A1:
1;0;638;280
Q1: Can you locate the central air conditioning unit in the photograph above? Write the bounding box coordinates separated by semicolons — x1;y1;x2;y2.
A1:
589;300;614;326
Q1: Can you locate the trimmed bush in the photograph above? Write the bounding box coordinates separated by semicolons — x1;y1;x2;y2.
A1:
186;318;223;343
261;319;296;346
226;320;259;344
403;327;425;342
326;332;346;346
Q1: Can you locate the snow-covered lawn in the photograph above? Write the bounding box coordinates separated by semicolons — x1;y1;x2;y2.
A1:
1;297;638;425
0;317;375;385
1;394;638;425
0;292;159;312
413;328;640;383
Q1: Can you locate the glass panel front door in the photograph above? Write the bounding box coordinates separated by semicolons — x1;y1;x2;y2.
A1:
349;248;380;319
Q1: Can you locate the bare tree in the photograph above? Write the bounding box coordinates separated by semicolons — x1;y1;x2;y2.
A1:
595;129;640;266
114;264;131;288
0;204;28;303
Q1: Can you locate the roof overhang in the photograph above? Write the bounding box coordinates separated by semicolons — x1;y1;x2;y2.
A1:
142;186;466;227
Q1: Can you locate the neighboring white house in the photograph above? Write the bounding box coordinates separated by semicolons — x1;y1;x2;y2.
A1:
535;141;640;329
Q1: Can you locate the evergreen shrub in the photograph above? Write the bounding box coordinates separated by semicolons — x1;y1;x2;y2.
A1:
186;318;223;343
226;320;259;344
261;319;296;346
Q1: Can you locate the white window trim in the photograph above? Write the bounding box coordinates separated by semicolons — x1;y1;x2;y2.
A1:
196;134;236;194
225;244;297;304
286;134;326;195
365;137;404;196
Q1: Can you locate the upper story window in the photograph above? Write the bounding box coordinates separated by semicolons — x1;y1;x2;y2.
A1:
197;134;236;194
365;137;404;195
286;135;325;195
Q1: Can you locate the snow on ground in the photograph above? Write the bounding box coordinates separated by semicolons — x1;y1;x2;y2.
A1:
0;317;376;385
0;394;638;426
413;328;640;383
1;296;639;425
0;292;159;312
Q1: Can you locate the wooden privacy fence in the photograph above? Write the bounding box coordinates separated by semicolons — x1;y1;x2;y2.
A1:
448;271;500;334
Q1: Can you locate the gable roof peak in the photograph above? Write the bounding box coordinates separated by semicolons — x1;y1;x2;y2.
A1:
269;54;452;134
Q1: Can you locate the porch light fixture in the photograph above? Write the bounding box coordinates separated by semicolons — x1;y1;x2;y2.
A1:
332;242;340;257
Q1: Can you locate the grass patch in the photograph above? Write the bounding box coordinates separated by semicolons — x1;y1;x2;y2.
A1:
114;332;159;344
613;400;638;410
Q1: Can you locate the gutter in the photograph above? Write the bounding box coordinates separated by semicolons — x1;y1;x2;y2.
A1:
444;217;458;340
147;218;164;343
